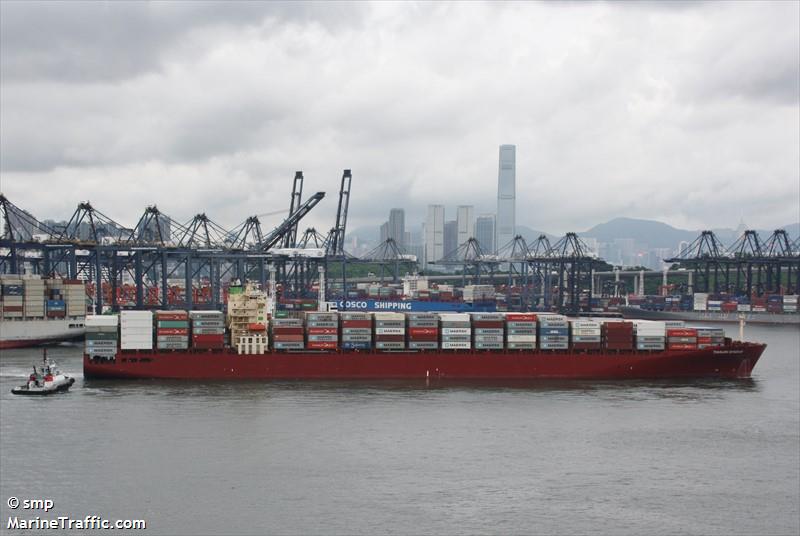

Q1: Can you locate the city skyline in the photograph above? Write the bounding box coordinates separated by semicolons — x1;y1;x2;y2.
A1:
1;2;797;236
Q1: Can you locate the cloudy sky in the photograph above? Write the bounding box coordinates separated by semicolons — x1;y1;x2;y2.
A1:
1;1;798;237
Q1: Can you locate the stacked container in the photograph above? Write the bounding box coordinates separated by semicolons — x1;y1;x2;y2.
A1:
190;310;225;349
766;295;783;313
633;320;666;351
666;327;697;350
471;313;504;350
737;298;752;312
505;313;537;350
707;299;722;312
23;277;45;318
407;313;438;350
696;327;725;349
751;297;767;312
155;310;189;350
693;292;708;311
46;298;65;318
272;318;304;350
306;312;339;350
603;321;634;350
462;285;494;303
538;314;569;350
120;310;153;350
784;295;798;313
341;312;372;350
570;319;602;350
440;313;471;350
1;277;23;319
85;315;119;359
65;280;86;317
373;312;406;350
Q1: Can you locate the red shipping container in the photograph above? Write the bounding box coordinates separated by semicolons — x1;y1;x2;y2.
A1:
409;328;438;336
248;323;266;331
4;306;23;312
667;328;697;337
721;302;738;312
668;343;697;350
192;334;224;341
157;328;188;336
697;337;713;344
273;327;303;335
374;335;404;342
506;314;537;321
342;320;372;328
273;335;303;342
156;312;188;320
308;328;338;335
473;321;504;328
308;342;337;350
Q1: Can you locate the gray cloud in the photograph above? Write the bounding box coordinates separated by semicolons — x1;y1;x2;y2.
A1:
0;0;797;236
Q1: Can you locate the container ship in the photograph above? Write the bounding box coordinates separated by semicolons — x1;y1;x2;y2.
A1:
620;292;799;325
84;285;765;381
0;275;87;349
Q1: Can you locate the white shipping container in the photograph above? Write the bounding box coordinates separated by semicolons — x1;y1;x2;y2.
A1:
86;315;118;327
570;320;601;329
438;313;470;322
506;335;537;343
120;340;153;350
441;342;471;349
374;327;405;335
372;312;406;321
121;319;153;328
441;327;471;335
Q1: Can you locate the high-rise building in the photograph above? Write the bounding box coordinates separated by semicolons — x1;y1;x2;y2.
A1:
424;205;445;265
496;144;516;251
456;205;474;248
379;221;389;243
388;208;405;246
475;214;495;254
444;220;458;258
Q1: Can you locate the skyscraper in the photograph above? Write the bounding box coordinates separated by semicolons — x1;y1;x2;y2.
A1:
496;144;516;251
424;205;445;265
456;205;474;248
444;220;458;258
379;221;389;243
388;208;405;247
475;214;495;254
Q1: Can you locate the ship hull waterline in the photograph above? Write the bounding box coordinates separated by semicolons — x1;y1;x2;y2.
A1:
84;343;766;381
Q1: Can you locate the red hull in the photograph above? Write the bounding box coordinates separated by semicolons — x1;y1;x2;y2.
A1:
83;343;766;380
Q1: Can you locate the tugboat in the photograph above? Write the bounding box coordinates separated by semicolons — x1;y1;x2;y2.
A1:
11;351;75;396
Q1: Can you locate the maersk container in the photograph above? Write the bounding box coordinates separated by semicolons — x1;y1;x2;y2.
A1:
409;341;437;350
442;342;470;350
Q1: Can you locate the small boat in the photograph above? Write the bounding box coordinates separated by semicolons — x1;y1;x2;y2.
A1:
11;351;75;396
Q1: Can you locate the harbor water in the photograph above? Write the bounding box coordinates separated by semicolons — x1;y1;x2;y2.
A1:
1;324;798;535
